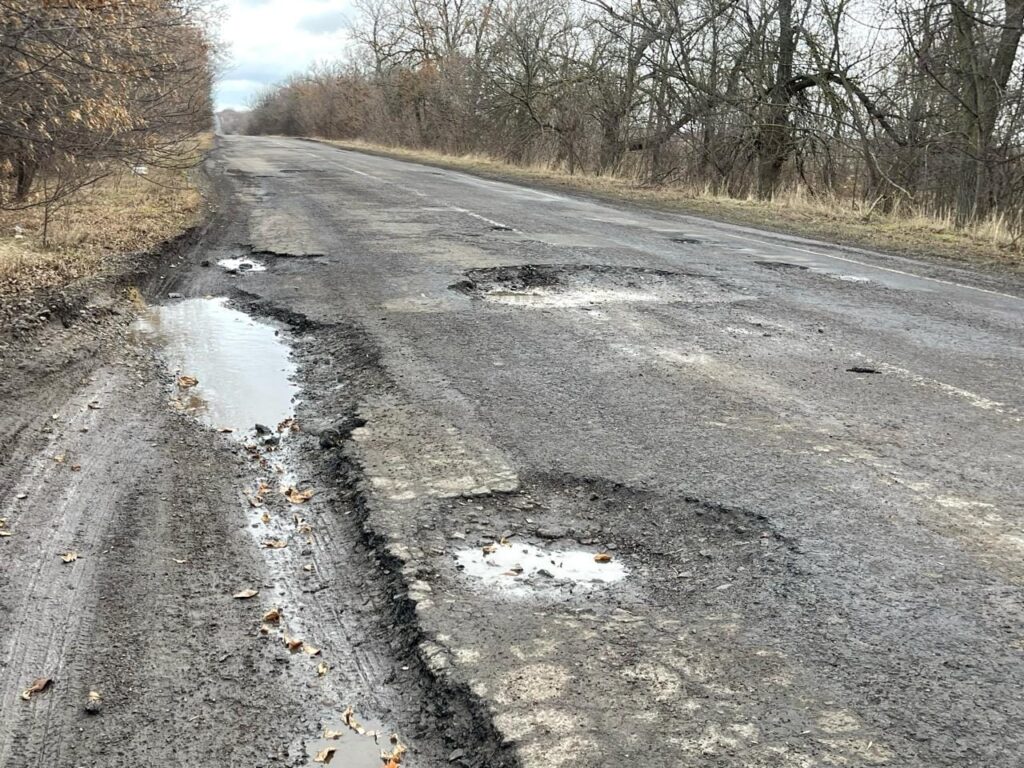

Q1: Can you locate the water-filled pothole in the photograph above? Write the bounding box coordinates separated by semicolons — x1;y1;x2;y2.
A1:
455;541;626;594
303;713;395;767
218;257;267;273
131;297;297;435
452;264;740;308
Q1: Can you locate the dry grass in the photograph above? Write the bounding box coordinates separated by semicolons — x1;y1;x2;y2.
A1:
0;141;208;298
327;138;1024;271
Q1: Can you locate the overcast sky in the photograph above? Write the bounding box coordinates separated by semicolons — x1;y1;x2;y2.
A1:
216;0;353;111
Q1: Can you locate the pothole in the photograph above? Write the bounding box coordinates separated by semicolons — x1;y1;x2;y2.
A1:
217;257;267;273
452;264;740;308
130;297;297;436
454;541;625;595
755;260;809;271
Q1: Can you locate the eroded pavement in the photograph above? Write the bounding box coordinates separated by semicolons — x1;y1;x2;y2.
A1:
2;135;1023;766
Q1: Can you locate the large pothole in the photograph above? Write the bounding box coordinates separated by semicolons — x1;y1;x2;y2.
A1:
451;264;741;307
130;297;297;436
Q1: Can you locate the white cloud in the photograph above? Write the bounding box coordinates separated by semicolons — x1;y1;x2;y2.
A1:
215;0;354;110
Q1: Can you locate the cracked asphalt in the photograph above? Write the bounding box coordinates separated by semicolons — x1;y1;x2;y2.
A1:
2;134;1023;767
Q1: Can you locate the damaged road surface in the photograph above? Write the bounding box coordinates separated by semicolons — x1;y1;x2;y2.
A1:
2;135;1024;768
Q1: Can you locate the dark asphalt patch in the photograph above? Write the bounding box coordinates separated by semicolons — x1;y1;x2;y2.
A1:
756;260;810;271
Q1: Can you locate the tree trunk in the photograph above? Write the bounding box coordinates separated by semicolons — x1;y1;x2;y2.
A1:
756;0;796;199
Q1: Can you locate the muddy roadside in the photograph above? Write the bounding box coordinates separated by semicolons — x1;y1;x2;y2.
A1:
0;166;512;767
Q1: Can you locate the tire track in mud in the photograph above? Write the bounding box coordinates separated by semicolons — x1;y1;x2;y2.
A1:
0;371;130;765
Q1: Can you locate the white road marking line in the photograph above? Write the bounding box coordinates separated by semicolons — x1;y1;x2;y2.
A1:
447;206;511;230
708;229;1022;302
874;362;1019;417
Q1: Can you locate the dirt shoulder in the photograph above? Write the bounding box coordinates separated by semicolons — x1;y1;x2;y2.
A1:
317;138;1024;275
0;146;207;339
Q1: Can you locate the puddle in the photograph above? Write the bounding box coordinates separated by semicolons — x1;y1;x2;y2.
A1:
304;716;390;767
482;287;664;307
217;257;267;273
131;297;297;435
833;274;870;283
455;542;626;594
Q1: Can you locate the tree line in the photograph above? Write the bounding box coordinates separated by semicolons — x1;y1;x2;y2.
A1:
245;0;1024;233
0;1;214;224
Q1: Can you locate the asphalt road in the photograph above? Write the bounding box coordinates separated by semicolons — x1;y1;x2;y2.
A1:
2;134;1022;767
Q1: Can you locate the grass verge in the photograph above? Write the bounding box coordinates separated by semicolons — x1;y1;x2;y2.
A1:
0;138;210;299
323;138;1023;272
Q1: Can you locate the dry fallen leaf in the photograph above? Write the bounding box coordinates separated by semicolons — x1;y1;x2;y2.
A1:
20;677;52;701
233;588;259;599
245;492;264;508
173;558;187;564
277;417;297;433
594;552;613;563
217;427;235;433
0;531;11;538
303;564;314;572
323;728;343;739
71;464;81;472
313;746;336;763
262;538;288;549
343;706;367;735
262;607;281;624
284;635;304;652
317;661;329;677
481;543;497;555
284;486;314;504
260;511;271;525
303;643;321;656
60;550;78;563
384;734;407;765
53;454;65;464
177;375;198;388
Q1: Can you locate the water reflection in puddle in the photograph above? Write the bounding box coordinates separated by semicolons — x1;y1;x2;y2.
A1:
131;297;297;435
218;257;266;273
455;542;626;593
483;288;661;307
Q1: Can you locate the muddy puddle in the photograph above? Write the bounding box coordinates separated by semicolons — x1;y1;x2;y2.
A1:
131;297;297;435
455;541;626;595
303;714;401;767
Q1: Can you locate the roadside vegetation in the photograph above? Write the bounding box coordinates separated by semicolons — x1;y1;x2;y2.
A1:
242;0;1024;269
0;1;215;296
326;138;1024;269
